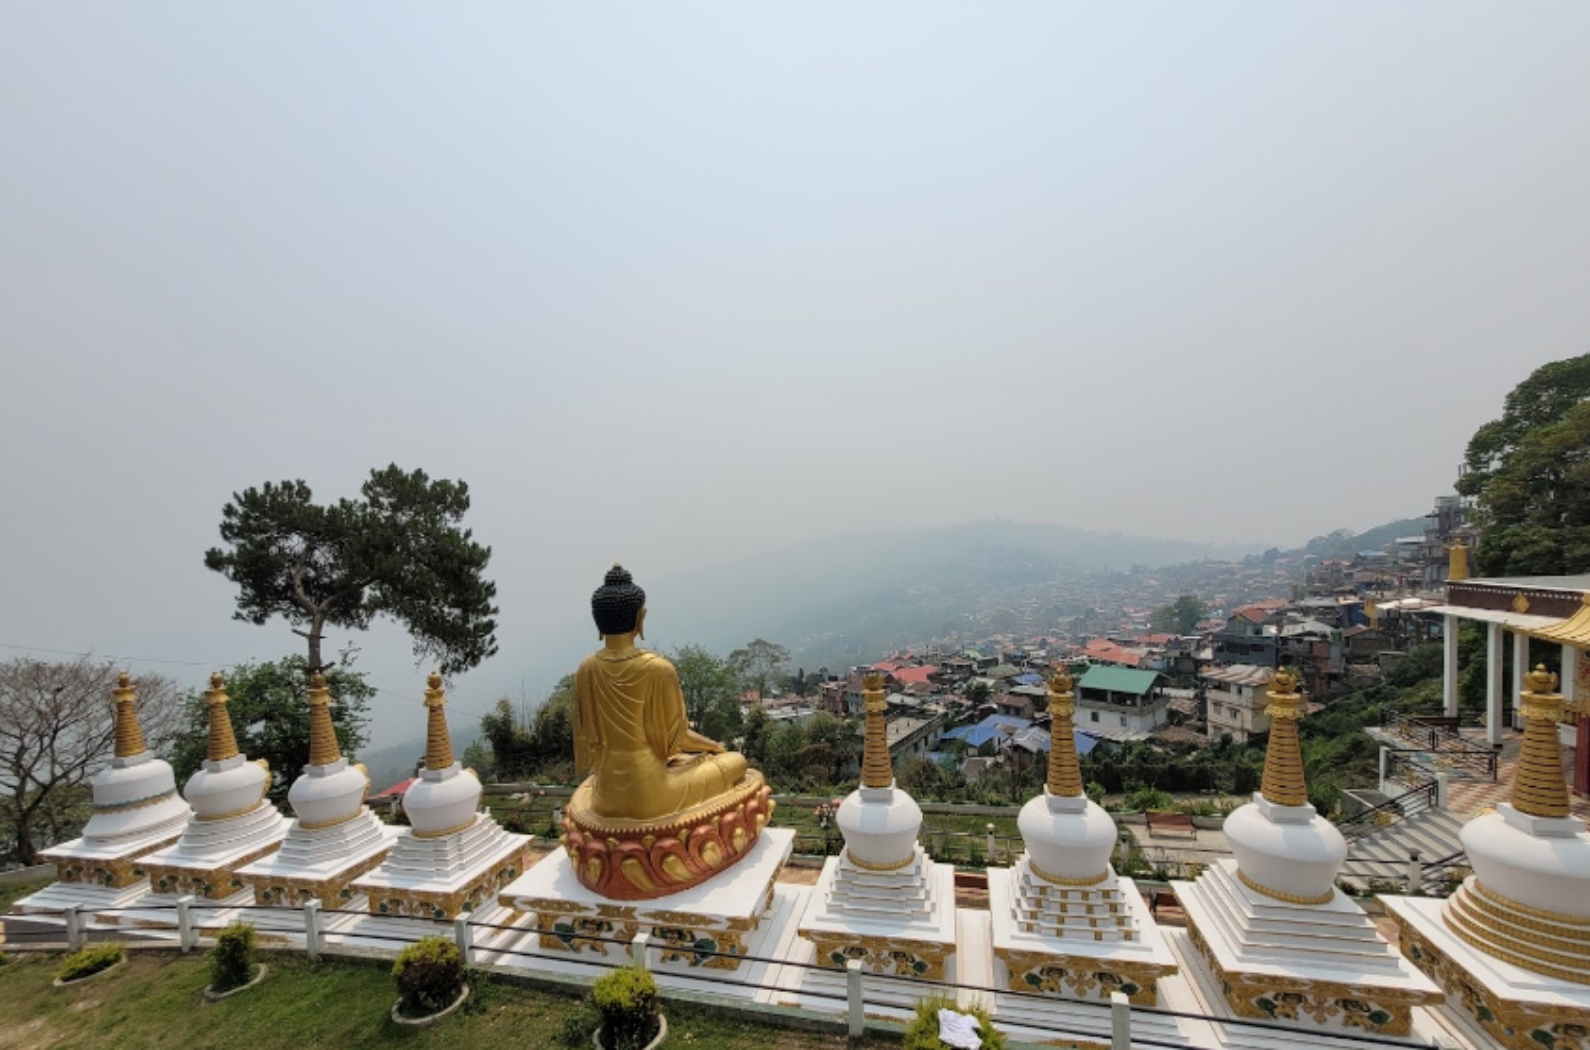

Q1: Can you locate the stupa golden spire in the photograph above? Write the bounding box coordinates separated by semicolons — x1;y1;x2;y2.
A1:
204;672;242;763
1448;541;1470;582
860;672;892;788
423;672;456;771
1513;665;1570;819
306;672;342;767
1259;668;1307;807
1045;669;1084;798
112;672;148;759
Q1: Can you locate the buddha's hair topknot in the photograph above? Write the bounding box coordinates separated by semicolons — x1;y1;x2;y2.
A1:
592;564;646;635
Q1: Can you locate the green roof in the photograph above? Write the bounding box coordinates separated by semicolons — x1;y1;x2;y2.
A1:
1077;665;1161;695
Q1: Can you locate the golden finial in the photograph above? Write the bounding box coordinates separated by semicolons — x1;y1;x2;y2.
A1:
203;672;241;763
422;671;455;771
111;672;148;759
861;672;891;789
1448;541;1470;582
1046;669;1083;798
1514;665;1570;819
305;671;342;767
1259;667;1307;808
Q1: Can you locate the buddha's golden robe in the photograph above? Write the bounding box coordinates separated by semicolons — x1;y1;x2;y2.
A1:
574;646;749;821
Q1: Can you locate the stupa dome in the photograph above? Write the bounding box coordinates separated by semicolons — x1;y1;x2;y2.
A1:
78;674;191;845
400;673;483;836
181;674;271;819
1223;668;1347;902
286;673;370;827
1016;672;1117;883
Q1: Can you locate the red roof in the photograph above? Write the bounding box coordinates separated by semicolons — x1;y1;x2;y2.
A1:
370;777;417;801
890;665;937;685
872;661;900;673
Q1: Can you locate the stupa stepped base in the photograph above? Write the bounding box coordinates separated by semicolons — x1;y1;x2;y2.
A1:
1441;877;1590;986
1002;855;1136;941
130;803;289;904
12;876;156;916
498;827;792;972
1175;860;1440;1037
1385;892;1590;1050
12;824;190;915
797;849;957;981
988;864;1176;1006
351;815;533;920
235;809;399;909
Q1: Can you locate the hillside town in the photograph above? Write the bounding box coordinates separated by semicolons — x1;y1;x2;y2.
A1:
739;493;1473;788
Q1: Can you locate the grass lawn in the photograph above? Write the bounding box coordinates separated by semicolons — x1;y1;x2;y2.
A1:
0;878;51;913
0;950;895;1050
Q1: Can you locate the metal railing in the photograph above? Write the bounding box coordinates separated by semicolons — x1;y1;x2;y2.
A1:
1379;710;1500;780
1335;776;1438;840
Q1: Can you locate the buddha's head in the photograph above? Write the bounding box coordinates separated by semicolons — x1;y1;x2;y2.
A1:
592;563;647;640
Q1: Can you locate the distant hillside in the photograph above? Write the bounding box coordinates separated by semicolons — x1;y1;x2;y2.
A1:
1300;516;1428;558
630;520;1260;671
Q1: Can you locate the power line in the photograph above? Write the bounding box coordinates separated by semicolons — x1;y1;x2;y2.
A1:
0;640;500;717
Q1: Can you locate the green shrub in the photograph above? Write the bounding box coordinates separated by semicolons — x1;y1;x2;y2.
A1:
210;922;256;993
1084;781;1106;805
392;936;465;1018
1123;782;1174;813
559;1000;601;1048
590;965;659;1050
56;943;124;983
903;994;1004;1050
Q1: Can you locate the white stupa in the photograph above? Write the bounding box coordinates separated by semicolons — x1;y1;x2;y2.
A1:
112;673;289;927
1384;664;1590;1050
14;674;192;914
797;671;957;983
235;672;398;923
989;670;1176;1008
348;672;532;941
1174;668;1441;1037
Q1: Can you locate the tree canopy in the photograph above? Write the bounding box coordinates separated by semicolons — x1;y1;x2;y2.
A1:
1149;595;1208;634
203;465;499;675
728;638;790;699
168;654;372;805
1460;354;1590;576
671;644;743;743
479;675;576;782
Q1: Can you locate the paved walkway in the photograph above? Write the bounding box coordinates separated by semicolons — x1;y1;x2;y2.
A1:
1382;724;1590;820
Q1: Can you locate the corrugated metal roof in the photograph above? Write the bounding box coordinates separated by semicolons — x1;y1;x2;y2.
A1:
1077;665;1161;695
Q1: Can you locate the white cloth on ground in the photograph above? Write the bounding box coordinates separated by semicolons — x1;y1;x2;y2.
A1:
937;1008;982;1049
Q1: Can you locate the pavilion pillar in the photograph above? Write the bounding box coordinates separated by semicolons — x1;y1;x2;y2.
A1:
1443;614;1460;718
1485;623;1504;745
1512;632;1528;730
1564;646;1580;713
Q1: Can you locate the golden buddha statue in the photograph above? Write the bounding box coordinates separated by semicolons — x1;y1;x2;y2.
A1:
562;565;772;901
574;565;749;818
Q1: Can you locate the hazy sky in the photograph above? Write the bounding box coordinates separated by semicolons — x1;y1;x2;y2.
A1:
3;4;1588;738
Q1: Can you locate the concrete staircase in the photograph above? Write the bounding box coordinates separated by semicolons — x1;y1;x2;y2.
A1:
1340;806;1466;892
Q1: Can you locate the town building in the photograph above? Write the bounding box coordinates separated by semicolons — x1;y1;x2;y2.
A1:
1201;663;1273;743
1074;665;1169;735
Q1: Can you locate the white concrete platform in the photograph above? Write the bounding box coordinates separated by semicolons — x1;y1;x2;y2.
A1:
497;828;793;970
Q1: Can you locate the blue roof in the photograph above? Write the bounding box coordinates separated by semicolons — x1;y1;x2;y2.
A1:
1012;673;1044;686
977;714;1032;731
1011;727;1099;755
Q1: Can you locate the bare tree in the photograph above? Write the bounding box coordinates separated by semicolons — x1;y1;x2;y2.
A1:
0;658;182;866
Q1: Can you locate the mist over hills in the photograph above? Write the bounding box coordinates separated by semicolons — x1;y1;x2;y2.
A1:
379;515;1414;760
545;521;1265;678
